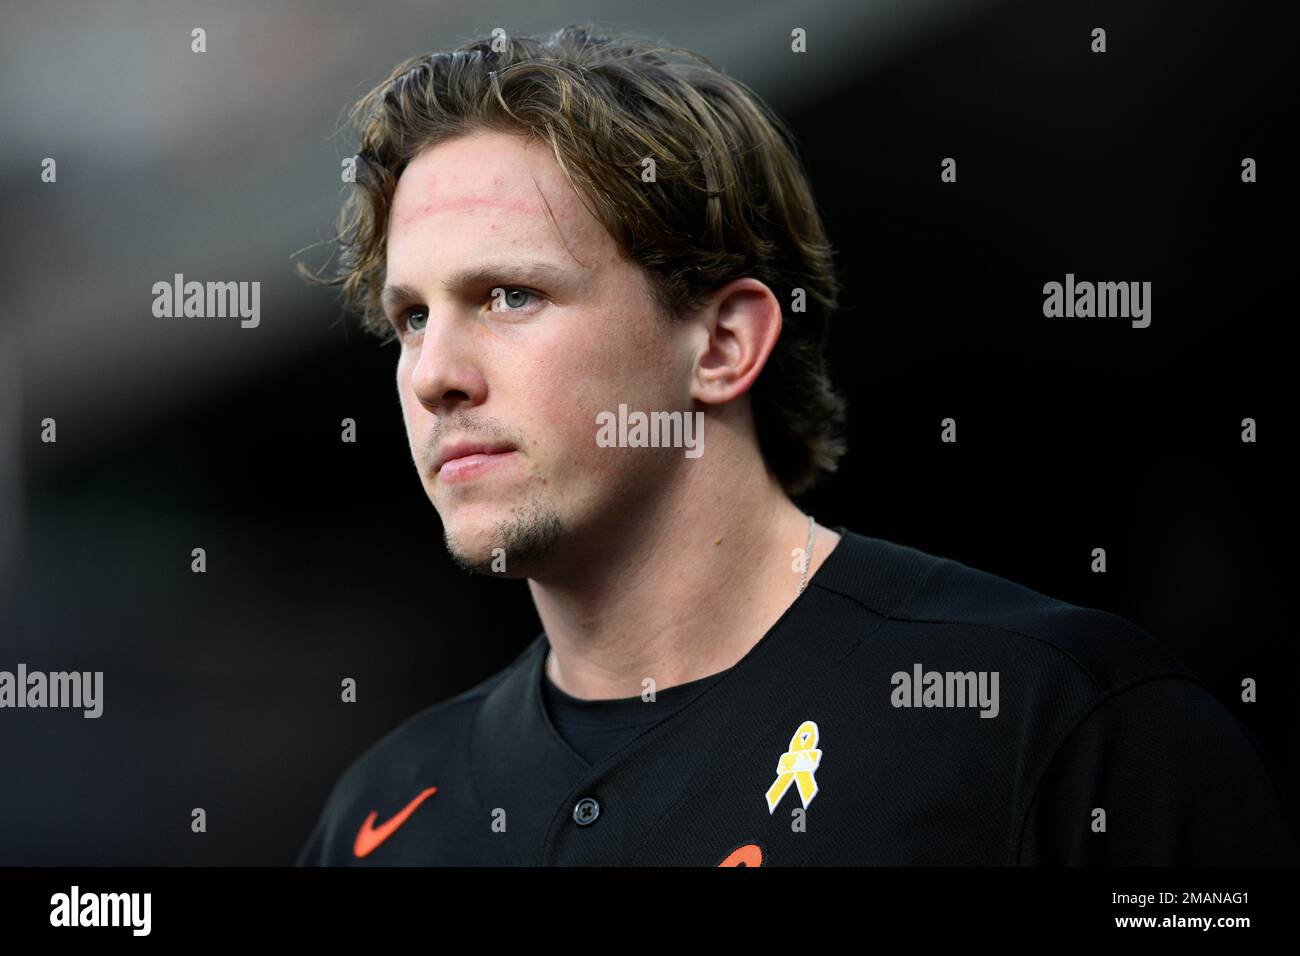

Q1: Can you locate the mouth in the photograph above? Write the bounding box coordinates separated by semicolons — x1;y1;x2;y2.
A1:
434;442;518;484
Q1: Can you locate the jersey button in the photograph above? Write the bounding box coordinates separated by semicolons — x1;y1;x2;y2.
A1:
573;797;601;826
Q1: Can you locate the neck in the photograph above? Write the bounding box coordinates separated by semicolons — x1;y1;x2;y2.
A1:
528;450;840;700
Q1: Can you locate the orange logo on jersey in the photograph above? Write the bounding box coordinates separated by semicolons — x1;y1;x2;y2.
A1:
353;786;439;858
717;843;765;867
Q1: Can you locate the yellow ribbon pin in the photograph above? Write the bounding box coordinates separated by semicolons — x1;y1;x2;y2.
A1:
764;720;822;813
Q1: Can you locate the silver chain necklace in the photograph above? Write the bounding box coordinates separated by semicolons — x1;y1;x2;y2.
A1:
797;514;816;596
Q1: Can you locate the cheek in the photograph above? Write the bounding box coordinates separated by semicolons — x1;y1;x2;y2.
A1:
518;360;603;460
541;336;682;483
507;347;613;479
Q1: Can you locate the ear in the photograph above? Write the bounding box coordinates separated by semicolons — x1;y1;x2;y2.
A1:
689;278;783;407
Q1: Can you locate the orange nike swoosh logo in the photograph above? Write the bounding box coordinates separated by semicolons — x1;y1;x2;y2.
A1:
718;843;764;867
353;786;439;858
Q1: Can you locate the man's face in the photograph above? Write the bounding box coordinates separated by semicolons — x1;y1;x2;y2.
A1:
384;129;693;576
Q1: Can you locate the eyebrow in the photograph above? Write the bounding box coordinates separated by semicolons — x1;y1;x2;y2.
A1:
381;260;576;312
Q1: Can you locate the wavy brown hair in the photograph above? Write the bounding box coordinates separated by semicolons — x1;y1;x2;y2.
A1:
301;23;847;497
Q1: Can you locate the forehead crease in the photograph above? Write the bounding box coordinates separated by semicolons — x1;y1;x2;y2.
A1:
391;194;546;231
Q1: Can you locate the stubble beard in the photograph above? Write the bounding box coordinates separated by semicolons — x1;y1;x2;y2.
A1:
442;493;566;577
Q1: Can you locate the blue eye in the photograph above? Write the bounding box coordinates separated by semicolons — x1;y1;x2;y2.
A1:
492;288;537;312
391;286;539;338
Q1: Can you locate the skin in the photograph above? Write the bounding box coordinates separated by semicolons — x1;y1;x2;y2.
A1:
384;129;841;700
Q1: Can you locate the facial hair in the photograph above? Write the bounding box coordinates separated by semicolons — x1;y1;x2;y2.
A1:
443;495;565;576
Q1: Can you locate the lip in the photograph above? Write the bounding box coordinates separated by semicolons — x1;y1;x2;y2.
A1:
437;449;517;483
433;440;516;472
433;440;518;483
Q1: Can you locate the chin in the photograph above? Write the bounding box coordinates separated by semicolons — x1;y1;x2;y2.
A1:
443;496;568;577
436;497;565;578
436;515;498;572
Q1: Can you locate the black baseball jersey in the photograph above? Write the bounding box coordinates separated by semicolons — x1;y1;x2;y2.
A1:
296;528;1297;866
541;663;726;766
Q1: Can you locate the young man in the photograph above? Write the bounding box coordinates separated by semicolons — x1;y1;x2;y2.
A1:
297;25;1295;865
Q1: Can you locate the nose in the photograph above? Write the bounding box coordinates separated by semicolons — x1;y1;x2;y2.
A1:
407;315;486;417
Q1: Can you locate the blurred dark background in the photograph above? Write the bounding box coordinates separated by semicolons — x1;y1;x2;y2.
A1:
1;0;1294;864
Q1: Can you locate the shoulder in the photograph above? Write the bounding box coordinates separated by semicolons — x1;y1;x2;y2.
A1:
815;532;1296;862
816;529;1190;694
1018;673;1297;863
